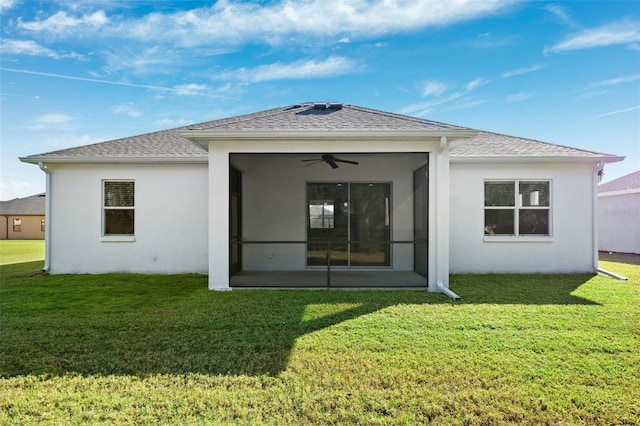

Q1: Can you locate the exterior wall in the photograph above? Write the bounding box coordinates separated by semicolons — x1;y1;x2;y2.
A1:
450;162;597;274
46;162;208;274
598;192;640;254
1;215;45;240
234;154;427;271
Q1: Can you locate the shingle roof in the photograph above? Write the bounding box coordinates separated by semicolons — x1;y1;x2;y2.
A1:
0;193;45;215
188;103;464;131
22;126;207;159
20;103;621;162
598;170;640;193
450;130;617;159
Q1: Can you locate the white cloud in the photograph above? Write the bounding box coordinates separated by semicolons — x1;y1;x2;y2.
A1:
502;64;548;78
112;103;142;118
546;21;640;54
464;78;487;91
30;113;74;130
404;75;489;116
421;80;447;97
154;118;191;127
15;1;513;46
587;105;640;120
0;0;17;13
102;45;230;75
18;10;108;33
0;67;227;97
173;84;210;96
543;4;574;25
504;92;533;103
443;98;489;111
221;56;359;83
42;133;107;148
588;74;640;87
0;39;83;59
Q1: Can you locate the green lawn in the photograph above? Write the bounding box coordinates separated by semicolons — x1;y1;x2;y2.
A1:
1;241;638;425
0;240;45;266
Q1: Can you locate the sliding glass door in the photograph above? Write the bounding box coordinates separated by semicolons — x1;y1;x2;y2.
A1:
307;182;391;267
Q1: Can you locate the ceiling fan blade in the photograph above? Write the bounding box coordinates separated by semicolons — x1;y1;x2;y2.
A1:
303;160;324;167
302;159;322;162
327;160;339;169
334;159;359;165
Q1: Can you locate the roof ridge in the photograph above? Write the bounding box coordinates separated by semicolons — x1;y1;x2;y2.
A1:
347;104;467;129
188;105;301;130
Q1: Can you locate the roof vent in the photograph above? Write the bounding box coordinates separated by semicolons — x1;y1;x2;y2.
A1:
312;102;343;110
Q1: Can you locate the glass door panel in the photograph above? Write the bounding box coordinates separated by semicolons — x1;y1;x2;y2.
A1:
307;182;391;267
349;183;391;267
307;183;348;266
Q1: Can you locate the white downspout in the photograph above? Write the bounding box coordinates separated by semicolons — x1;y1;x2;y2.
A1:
592;162;627;280
435;136;461;300
38;162;51;272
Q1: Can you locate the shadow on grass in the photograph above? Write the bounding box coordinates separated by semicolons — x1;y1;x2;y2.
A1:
599;251;640;266
451;273;600;306
1;262;597;378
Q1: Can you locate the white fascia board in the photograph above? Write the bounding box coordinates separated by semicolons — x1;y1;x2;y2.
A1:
180;129;479;149
450;155;625;164
20;156;208;165
598;188;640;197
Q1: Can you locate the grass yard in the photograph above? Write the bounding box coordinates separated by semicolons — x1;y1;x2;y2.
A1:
1;241;639;425
0;240;45;266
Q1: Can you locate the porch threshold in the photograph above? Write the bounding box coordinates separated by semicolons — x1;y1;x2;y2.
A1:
230;270;427;289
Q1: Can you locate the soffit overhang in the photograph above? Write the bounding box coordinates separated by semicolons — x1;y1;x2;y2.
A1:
180;129;479;150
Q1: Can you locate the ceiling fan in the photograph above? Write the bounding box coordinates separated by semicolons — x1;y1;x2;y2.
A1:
302;154;359;169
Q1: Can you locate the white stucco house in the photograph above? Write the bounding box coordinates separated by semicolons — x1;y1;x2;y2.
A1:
20;103;623;295
598;170;640;254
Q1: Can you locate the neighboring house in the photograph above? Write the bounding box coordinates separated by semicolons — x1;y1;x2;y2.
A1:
20;103;623;294
598;170;640;254
0;193;46;240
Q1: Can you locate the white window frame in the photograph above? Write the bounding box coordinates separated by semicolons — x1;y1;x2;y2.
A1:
102;180;135;242
484;179;552;242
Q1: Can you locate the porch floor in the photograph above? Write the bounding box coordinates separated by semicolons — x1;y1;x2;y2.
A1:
230;270;427;289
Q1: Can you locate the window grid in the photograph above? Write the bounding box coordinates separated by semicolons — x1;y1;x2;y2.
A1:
103;180;135;236
484;180;551;237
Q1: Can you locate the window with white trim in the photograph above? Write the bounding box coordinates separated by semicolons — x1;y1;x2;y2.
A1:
103;181;135;236
484;180;550;237
13;218;21;232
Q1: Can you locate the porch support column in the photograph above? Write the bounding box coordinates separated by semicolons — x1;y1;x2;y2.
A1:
208;144;230;290
433;136;450;291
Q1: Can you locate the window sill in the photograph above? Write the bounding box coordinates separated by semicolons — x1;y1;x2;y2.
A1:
484;236;552;243
101;236;136;243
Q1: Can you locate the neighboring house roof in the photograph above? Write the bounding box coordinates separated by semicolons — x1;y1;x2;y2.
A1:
0;193;45;215
20;103;623;164
598;170;640;194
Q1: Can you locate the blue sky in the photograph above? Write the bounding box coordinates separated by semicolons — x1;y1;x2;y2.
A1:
1;0;639;200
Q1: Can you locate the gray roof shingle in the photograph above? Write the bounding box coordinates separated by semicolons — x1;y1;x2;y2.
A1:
0;193;45;215
188;103;464;131
20;103;621;162
450;130;617;159
598;170;640;193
